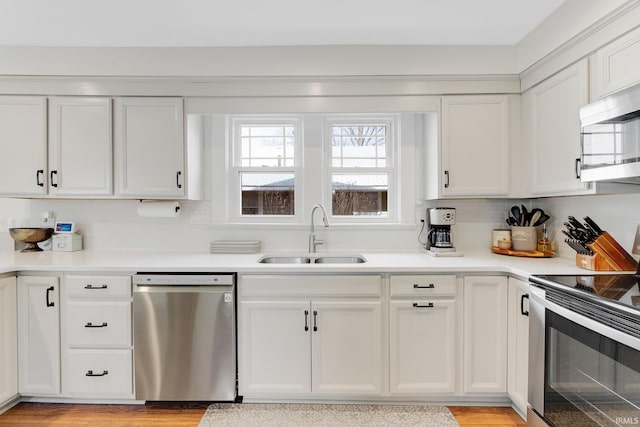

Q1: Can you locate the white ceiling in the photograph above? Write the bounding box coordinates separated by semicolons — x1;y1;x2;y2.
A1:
0;0;566;47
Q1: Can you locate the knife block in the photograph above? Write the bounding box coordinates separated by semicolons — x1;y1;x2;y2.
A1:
576;253;617;271
577;233;638;271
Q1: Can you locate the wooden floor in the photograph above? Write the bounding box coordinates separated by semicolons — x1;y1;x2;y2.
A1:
0;402;527;426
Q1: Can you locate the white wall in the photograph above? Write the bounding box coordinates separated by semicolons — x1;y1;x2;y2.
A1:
0;198;30;250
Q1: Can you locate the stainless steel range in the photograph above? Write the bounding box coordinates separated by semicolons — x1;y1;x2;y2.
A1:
528;273;640;427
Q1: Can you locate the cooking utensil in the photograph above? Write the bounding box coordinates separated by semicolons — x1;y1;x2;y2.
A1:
521;205;529;226
534;214;550;226
510;206;521;225
506;217;517;226
529;211;542;228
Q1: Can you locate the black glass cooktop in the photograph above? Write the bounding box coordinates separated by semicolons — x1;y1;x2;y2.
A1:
531;274;640;311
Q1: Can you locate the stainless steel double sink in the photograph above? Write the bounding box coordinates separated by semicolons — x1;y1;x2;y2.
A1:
258;254;366;264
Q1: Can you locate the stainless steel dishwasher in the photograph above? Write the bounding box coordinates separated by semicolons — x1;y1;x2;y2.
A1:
133;273;236;401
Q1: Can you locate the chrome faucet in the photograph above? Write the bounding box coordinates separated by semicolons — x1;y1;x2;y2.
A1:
309;204;329;252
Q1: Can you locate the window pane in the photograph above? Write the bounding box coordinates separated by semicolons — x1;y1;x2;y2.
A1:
331;173;388;217
241;173;294;216
331;123;388;168
239;124;295;167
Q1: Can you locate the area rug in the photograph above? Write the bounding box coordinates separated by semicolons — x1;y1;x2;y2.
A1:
198;403;460;426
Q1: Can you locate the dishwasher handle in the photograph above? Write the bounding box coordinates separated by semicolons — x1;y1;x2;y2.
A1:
134;285;233;294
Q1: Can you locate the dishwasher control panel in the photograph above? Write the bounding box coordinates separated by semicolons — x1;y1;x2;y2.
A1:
133;273;235;286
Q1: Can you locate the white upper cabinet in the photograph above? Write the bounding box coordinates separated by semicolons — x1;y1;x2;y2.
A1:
426;95;514;199
114;97;185;198
591;26;640;100
524;59;593;196
0;96;47;196
48;97;112;196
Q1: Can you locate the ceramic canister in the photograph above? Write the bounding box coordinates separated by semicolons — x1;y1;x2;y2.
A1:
511;226;537;251
492;229;511;247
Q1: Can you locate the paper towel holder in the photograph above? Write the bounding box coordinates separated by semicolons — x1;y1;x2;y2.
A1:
137;200;181;218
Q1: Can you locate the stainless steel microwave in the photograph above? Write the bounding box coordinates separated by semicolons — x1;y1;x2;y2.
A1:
580;82;640;183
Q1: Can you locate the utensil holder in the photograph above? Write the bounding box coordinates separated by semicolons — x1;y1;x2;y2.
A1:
511;226;537;251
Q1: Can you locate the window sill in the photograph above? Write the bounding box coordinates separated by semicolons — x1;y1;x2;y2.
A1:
208;222;418;231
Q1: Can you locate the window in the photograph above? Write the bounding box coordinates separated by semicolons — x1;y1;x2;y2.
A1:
223;113;407;225
231;117;300;218
327;118;395;219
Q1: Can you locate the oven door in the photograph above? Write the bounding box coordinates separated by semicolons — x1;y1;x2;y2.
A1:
529;286;640;427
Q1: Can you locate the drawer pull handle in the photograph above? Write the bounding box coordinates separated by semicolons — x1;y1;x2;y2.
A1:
86;370;108;377
85;322;108;328
413;283;435;289
46;286;55;307
84;284;108;290
412;302;435;308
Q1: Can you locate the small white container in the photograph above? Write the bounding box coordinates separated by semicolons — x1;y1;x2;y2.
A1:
53;233;82;252
492;229;511;247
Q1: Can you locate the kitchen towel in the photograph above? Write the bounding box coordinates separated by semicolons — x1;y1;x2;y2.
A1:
136;200;181;218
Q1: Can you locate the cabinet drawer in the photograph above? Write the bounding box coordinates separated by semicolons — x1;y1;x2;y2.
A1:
64;301;131;347
63;349;132;396
390;275;456;297
240;275;381;298
65;275;131;298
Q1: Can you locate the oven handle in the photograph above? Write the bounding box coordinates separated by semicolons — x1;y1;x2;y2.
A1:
530;285;640;351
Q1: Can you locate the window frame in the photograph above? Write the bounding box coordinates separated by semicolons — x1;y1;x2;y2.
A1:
323;114;399;223
229;115;303;223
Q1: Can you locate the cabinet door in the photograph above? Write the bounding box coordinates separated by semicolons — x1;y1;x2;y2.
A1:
463;276;507;394
311;301;382;395
389;299;456;394
0;277;17;405
0;96;47;195
17;276;60;395
48;97;112;196
508;278;530;417
525;60;592;196
114;97;185;198
239;301;311;396
591;26;640;99
440;95;509;197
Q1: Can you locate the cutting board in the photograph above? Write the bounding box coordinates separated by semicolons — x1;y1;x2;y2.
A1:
491;246;555;258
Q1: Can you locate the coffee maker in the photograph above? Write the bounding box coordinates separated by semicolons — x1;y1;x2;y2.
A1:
426;207;463;256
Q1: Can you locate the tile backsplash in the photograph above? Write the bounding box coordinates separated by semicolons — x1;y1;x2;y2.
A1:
2;192;639;258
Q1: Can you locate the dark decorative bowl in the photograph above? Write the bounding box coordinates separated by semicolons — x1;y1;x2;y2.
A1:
9;228;54;252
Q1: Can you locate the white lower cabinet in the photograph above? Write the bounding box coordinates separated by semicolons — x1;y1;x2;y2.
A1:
507;277;530;417
61;274;133;398
17;275;61;396
238;275;383;398
18;276;60;396
389;274;457;394
463;276;508;394
0;276;18;406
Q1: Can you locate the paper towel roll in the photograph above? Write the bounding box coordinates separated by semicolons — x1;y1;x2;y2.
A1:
137;201;181;218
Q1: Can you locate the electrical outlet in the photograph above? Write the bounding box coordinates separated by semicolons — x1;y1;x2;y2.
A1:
41;211;55;227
